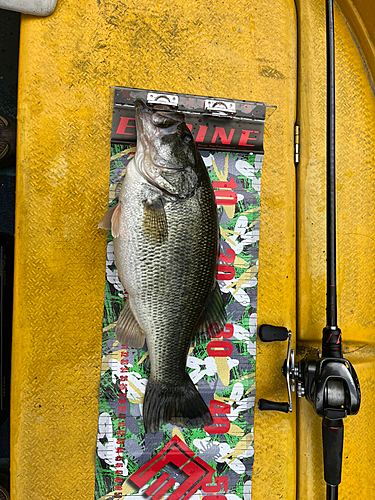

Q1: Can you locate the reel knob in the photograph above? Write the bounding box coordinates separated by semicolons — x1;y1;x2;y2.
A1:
258;399;290;413
258;324;288;342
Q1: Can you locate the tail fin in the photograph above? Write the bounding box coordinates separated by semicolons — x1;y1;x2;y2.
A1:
143;376;213;433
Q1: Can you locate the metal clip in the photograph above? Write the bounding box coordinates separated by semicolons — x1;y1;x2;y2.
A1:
204;99;236;117
294;124;300;164
146;93;179;108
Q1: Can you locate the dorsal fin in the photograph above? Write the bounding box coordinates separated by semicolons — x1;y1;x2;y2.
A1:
111;202;122;238
97;202;122;238
98;204;117;230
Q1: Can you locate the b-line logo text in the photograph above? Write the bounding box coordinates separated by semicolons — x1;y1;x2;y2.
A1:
121;435;229;500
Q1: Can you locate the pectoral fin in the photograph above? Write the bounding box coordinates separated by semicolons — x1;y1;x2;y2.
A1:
193;282;226;340
142;198;168;244
98;202;122;238
115;300;146;348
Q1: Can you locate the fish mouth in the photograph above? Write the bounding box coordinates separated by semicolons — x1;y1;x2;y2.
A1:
135;99;184;130
134;99;152;132
135;99;189;172
134;98;151;114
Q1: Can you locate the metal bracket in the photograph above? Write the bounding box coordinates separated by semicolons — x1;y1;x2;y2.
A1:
111;87;271;152
204;99;236;117
146;93;179;108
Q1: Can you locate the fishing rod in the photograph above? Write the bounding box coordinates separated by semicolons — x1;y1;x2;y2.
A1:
257;1;361;499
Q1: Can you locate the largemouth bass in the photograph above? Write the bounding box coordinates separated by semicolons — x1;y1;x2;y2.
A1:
99;99;225;433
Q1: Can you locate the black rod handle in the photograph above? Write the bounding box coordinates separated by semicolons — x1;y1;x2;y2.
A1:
258;399;289;413
322;417;343;486
326;484;338;500
258;324;288;342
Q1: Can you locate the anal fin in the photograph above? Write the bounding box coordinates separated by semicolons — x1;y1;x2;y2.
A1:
193;282;226;340
115;300;146;348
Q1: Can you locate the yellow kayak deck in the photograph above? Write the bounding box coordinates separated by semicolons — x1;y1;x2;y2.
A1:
12;0;375;498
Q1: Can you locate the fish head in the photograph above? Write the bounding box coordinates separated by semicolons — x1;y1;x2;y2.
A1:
134;99;200;198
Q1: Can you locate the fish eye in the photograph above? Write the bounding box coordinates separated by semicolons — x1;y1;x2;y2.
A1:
182;133;193;143
152;113;178;128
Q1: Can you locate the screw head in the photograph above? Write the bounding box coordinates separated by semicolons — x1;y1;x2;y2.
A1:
297;382;305;398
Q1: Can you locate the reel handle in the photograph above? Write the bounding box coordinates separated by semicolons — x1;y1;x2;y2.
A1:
258;399;290;413
258;325;294;413
258;324;289;342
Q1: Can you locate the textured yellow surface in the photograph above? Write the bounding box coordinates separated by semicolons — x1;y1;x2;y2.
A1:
297;0;375;345
296;0;375;498
12;0;375;498
13;0;296;498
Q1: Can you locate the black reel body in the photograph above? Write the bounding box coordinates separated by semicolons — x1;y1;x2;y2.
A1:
298;355;361;419
257;324;361;488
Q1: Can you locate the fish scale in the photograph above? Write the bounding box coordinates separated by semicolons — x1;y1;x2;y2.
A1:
118;173;217;385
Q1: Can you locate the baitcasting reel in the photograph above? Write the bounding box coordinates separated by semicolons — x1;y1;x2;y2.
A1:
257;324;361;487
257;324;361;418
